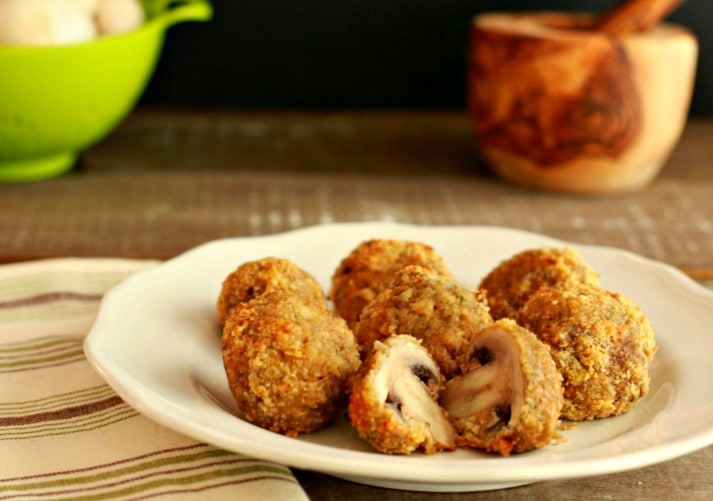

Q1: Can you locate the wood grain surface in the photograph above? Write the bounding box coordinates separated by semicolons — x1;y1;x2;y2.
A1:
1;109;711;500
1;110;711;267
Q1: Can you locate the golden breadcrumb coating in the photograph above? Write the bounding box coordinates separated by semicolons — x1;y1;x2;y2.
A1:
216;242;657;457
479;247;600;320
221;289;360;436
329;239;453;329
217;257;324;326
354;265;493;377
442;319;563;456
515;283;657;421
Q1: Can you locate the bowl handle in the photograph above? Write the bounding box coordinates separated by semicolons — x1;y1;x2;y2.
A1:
147;0;213;29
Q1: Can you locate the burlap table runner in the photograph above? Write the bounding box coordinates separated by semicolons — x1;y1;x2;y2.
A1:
0;258;308;500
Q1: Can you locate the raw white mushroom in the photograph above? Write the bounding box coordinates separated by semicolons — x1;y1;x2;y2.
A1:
0;0;97;46
69;0;100;13
95;0;145;36
0;0;145;46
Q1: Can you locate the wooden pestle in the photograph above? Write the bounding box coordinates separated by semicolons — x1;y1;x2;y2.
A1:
595;0;685;35
467;4;697;193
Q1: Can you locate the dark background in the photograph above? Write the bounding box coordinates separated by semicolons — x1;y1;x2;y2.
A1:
140;0;712;115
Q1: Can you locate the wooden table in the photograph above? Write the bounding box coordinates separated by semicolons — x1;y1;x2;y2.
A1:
1;109;711;500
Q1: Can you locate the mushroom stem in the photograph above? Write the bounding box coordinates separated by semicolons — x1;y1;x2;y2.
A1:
440;320;563;456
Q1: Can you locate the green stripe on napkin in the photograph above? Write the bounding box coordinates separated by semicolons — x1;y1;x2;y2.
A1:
0;259;308;501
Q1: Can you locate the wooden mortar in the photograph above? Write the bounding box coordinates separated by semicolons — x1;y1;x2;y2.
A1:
467;0;697;194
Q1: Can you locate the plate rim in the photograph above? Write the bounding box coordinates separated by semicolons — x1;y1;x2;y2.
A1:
83;222;713;488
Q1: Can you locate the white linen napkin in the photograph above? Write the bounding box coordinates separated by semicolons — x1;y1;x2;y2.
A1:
0;258;309;501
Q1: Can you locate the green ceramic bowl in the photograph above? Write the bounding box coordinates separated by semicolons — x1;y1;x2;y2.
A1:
0;0;212;182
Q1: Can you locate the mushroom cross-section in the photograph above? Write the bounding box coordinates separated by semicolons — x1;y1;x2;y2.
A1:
440;319;563;456
347;334;456;455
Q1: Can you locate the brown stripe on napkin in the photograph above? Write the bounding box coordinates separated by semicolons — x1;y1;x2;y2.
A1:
0;444;296;499
0;395;124;427
0;291;103;310
0;383;139;441
0;444;300;500
0;258;308;501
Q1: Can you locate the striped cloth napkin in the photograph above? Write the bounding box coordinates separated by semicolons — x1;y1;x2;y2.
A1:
0;258;309;501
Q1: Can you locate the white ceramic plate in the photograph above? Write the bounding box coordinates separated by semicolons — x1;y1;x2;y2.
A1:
84;222;713;492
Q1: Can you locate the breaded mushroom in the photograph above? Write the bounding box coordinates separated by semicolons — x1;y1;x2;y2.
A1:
217;257;324;326
440;319;563;456
479;247;600;320
347;334;456;455
221;289;360;436
329;239;453;329
515;283;657;421
353;265;493;377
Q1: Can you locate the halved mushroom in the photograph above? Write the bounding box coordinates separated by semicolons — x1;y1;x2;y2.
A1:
347;334;456;454
440;319;563;456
